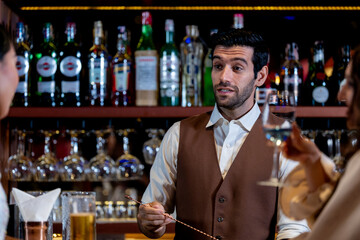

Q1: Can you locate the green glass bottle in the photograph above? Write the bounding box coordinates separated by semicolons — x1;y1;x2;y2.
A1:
203;28;218;106
135;11;159;106
34;22;57;107
13;22;32;107
159;19;180;106
59;22;82;107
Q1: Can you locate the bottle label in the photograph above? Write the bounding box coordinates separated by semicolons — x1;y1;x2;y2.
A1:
38;81;55;93
37;56;57;77
114;62;131;91
16;56;29;77
312;86;329;103
15;81;27;93
60;56;82;77
61;80;79;93
135;55;157;91
160;55;180;84
89;58;108;84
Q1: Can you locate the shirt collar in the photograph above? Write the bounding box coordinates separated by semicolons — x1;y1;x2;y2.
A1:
206;103;261;132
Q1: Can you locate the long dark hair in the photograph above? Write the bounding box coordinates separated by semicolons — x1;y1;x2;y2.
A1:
342;46;360;165
0;24;12;61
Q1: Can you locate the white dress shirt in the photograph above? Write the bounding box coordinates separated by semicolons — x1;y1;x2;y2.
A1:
142;103;310;239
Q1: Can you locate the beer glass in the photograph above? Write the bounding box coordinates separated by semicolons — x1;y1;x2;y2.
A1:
61;191;96;240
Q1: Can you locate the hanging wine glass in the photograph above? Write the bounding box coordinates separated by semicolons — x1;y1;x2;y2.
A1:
88;129;116;181
258;90;296;187
60;129;88;181
7;129;33;181
33;130;60;182
142;128;164;165
116;129;144;180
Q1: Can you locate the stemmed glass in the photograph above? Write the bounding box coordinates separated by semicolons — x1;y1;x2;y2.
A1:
142;128;165;165
258;90;296;187
33;130;60;182
116;129;144;180
60;129;88;181
8;129;33;181
88;129;116;181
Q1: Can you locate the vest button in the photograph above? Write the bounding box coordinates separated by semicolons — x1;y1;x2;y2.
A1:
219;197;225;203
217;217;224;222
216;236;222;240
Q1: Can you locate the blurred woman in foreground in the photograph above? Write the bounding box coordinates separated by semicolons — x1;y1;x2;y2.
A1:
0;24;19;240
280;45;360;240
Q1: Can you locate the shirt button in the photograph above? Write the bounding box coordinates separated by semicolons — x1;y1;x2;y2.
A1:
226;143;230;148
216;236;222;240
217;217;224;222
219;197;225;203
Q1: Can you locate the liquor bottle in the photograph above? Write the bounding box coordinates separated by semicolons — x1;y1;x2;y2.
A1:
303;41;330;106
180;25;204;107
135;11;159;106
88;20;110;106
111;25;134;106
233;13;244;29
13;22;32;107
279;42;303;105
59;22;82;107
203;28;218;106
329;44;350;106
34;22;57;107
159;19;180;106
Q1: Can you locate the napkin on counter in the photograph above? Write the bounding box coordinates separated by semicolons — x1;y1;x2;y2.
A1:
11;188;61;222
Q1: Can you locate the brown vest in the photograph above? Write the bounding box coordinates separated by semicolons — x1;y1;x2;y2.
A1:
176;112;278;240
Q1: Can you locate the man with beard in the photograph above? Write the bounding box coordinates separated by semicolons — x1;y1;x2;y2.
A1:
137;28;309;240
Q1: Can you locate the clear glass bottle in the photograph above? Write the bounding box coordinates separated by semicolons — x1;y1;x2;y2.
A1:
34;23;57;107
279;42;303;105
115;201;127;219
95;201;104;219
126;201;137;219
88;21;110;106
59;22;82;107
203;28;218;106
180;25;204;107
13;22;32;107
159;19;180;106
233;13;244;29
103;201;115;219
111;26;134;106
135;11;159;106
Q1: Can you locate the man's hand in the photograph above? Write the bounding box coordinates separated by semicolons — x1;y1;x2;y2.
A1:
137;201;172;238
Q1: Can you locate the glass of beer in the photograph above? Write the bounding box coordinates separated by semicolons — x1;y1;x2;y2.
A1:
61;191;96;240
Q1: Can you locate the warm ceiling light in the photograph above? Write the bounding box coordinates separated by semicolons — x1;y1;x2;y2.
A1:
19;6;360;11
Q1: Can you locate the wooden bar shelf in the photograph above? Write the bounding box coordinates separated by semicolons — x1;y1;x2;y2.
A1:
7;106;347;119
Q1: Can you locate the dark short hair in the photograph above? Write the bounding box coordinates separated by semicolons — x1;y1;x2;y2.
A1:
0;25;12;62
210;28;269;78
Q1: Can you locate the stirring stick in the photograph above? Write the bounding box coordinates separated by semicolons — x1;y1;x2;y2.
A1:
125;195;217;240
